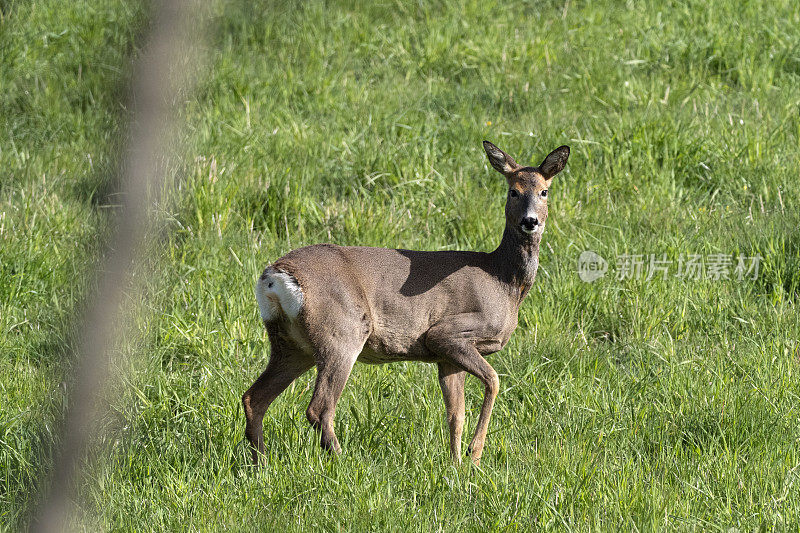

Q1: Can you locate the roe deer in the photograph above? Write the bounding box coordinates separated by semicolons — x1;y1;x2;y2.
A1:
244;141;569;465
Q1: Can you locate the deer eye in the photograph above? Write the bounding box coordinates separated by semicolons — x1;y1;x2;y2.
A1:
509;189;519;198
541;189;548;198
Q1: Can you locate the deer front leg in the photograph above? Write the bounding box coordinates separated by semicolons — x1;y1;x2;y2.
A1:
463;359;499;465
427;316;500;466
437;362;466;463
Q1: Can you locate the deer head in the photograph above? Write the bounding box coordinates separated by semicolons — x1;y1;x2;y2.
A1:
483;141;570;238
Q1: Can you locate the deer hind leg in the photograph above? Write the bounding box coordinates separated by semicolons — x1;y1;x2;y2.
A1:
243;332;313;465
437;362;466;463
305;341;363;454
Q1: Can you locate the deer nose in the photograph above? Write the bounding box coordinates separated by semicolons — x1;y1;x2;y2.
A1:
520;216;538;233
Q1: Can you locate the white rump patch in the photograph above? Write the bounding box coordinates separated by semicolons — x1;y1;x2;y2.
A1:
255;267;304;322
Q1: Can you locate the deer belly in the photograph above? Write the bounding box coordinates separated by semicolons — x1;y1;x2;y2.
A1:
358;332;431;364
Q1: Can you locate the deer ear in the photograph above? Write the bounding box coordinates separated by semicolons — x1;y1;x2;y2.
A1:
483;141;519;175
539;145;570;179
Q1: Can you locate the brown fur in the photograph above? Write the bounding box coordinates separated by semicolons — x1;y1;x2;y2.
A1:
243;141;570;465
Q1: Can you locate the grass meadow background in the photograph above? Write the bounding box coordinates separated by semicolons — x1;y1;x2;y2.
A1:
2;0;800;530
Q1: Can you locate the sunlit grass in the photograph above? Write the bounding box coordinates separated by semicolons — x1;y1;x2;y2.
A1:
1;0;799;530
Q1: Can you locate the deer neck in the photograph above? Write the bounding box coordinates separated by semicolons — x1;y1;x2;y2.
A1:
491;226;541;296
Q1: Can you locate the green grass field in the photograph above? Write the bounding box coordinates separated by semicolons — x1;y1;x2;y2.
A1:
2;0;800;530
